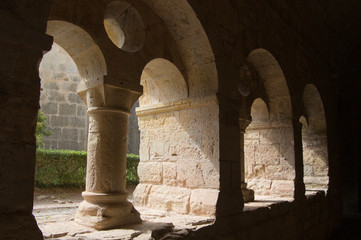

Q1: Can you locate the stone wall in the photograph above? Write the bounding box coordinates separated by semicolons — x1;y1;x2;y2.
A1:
39;43;88;151
301;84;329;192
302;130;329;191
245;123;295;197
134;98;220;216
128;101;140;155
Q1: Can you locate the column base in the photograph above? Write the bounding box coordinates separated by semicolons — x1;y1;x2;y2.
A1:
241;183;254;202
75;191;141;230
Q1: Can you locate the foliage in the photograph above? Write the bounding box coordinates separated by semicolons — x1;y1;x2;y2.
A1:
35;110;51;148
35;149;87;188
35;149;140;188
126;153;140;185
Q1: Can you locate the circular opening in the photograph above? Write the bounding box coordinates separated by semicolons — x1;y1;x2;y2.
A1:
104;1;145;52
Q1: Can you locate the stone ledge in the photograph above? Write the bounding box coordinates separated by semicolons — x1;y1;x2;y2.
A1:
136;96;218;117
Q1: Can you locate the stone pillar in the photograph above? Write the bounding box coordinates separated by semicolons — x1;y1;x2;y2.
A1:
239;118;255;202
293;120;306;201
216;94;244;216
75;82;142;229
0;6;52;239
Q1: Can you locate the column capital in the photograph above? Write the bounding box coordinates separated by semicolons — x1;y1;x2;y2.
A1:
77;77;142;110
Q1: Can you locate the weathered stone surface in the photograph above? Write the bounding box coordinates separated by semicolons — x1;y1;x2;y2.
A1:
41;102;58;114
146;185;192;214
76;198;141;230
178;161;219;189
135;104;219;216
254;144;281;165
245;124;295;197
270;180;295;197
302;131;329;191
62;128;78;141
190;189;219;216
138;162;163;183
248;179;272;194
163;162;178;186
265;165;295;180
133;184;153;206
59;103;77;116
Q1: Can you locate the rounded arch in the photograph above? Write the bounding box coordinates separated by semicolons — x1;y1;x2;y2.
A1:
302;84;329;192
250;98;269;123
244;49;295;198
247;48;292;122
143;0;217;98
303;84;327;132
140;58;188;106
46;20;107;84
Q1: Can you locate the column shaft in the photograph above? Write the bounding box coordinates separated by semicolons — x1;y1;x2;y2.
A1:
86;108;128;193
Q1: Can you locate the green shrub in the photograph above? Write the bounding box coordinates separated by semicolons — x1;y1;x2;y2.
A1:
35;149;140;188
126;153;140;185
35;110;52;148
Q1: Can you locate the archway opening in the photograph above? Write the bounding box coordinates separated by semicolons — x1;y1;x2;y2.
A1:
33;20;108;235
133;58;219;218
301;84;329;193
244;49;295;199
38;42;87;151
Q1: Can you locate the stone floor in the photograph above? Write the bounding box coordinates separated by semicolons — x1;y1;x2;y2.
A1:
33;188;293;240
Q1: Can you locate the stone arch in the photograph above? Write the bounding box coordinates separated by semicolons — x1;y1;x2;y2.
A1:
139;58;188;106
143;0;217;98
301;84;329;192
46;20;107;85
247;48;292;122
250;98;269;123
244;49;295;198
303;84;327;132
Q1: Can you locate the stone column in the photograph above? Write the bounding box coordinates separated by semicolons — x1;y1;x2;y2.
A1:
239;118;255;202
75;82;142;229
